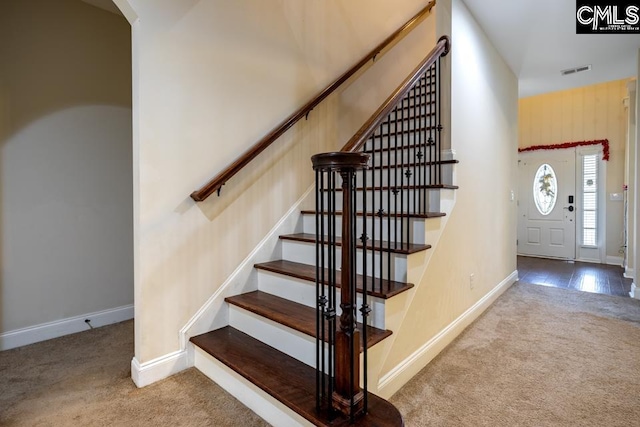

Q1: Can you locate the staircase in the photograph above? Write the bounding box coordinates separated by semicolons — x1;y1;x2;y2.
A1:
190;37;453;426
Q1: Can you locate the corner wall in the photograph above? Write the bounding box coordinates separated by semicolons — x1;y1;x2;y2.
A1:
0;0;133;348
377;0;519;396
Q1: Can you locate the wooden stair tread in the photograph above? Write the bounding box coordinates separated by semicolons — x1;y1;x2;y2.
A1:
392;100;436;114
329;184;458;192
383;112;436;124
369;159;460;171
225;291;392;350
361;142;435;154
395;99;436;108
374;125;437;137
254;259;414;299
280;233;431;255
190;326;403;427
301;210;445;219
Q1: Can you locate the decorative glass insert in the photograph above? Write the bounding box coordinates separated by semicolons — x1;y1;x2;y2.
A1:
533;164;557;215
582;154;598;246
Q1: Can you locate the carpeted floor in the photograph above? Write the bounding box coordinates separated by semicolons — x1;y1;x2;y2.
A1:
1;282;639;426
0;319;268;427
391;282;640;427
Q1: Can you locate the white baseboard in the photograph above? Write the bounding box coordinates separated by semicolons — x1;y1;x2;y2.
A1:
606;256;624;266
575;257;601;264
0;304;134;351
630;283;640;300
624;267;634;279
377;270;518;397
131;349;189;388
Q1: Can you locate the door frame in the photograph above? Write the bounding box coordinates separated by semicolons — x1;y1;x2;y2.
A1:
517;147;607;263
517;150;577;260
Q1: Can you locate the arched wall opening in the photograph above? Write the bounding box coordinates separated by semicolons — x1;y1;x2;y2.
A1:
0;0;133;349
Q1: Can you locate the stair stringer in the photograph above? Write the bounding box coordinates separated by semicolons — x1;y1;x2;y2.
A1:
362;185;457;397
180;185;315;356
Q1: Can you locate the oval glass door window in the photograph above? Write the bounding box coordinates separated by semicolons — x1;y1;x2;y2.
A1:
533;164;557;215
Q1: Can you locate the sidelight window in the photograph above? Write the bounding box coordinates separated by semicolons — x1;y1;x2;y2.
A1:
582;154;598;247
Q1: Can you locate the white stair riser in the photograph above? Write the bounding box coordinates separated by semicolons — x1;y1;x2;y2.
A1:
257;270;387;329
282;239;408;283
229;306;370;373
320;189;441;214
303;214;425;245
194;348;314;427
229;306;318;368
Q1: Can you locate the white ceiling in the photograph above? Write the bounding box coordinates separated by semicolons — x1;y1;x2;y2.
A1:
462;0;640;98
81;0;123;16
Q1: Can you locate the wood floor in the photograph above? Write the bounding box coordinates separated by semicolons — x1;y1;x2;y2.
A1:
517;256;633;298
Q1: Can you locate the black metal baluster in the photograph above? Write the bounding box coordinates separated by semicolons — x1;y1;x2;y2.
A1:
316;169;323;410
329;171;336;414
393;101;401;286
416;80;426;224
350;169;357;423
430;64;436;187
392;109;399;255
361;161;369;413
370;135;377;297
436;58;442;185
418;72;424;213
387;115;393;291
422;72;428;214
378;118;387;295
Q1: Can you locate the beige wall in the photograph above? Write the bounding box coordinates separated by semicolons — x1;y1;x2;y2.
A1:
124;0;519;395
376;0;518;390
519;79;630;261
125;0;438;363
0;0;132;333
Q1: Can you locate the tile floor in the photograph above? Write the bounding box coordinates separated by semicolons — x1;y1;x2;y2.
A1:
517;256;633;298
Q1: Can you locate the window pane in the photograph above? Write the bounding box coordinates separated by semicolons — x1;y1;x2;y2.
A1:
583;229;596;246
533;164;557;216
582;154;598;247
584;211;596;228
584;193;596;210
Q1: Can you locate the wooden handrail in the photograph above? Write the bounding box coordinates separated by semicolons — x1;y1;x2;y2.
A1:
341;35;450;153
190;1;437;202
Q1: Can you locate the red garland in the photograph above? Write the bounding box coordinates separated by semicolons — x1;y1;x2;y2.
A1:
518;139;609;161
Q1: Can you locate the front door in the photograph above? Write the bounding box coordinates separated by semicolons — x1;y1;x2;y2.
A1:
518;150;576;259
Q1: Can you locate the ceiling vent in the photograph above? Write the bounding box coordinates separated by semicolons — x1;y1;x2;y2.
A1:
561;65;592;76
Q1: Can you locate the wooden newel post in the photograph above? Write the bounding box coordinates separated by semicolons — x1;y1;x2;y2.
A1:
311;151;369;418
334;166;364;417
